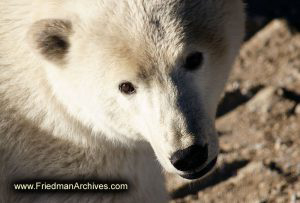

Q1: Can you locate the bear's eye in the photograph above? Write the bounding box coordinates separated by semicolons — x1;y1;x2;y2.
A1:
184;52;204;71
119;82;136;95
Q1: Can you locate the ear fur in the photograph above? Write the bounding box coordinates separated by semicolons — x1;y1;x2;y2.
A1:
28;19;72;64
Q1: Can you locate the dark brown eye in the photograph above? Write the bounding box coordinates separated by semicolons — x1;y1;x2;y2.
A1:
185;52;204;71
119;82;136;95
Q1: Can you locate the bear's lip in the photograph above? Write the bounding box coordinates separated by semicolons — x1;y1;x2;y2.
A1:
179;157;218;180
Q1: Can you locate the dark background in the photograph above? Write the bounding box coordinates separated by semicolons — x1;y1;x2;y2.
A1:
245;0;300;39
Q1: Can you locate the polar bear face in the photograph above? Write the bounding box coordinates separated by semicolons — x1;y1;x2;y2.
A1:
28;0;244;179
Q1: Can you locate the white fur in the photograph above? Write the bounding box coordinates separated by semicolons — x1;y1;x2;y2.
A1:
0;0;245;202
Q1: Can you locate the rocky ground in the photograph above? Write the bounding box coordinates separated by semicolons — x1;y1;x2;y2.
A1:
166;7;300;203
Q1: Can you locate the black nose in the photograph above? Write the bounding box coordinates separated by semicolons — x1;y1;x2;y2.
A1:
170;144;208;172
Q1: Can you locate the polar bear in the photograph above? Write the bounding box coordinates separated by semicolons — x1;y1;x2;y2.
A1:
0;0;245;202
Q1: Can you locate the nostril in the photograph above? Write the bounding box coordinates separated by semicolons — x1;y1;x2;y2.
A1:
170;144;208;172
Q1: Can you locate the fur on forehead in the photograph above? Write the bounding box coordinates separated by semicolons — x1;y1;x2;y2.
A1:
27;0;235;72
80;1;185;63
32;0;234;51
76;0;229;61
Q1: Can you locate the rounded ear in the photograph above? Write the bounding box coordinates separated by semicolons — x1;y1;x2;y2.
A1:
28;19;72;64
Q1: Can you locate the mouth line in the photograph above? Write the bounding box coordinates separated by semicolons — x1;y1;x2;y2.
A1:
179;157;218;180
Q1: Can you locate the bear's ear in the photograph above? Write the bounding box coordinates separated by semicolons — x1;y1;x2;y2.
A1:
28;19;72;64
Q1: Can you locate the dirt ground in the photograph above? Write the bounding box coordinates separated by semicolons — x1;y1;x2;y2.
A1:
165;2;300;203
